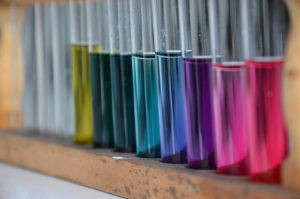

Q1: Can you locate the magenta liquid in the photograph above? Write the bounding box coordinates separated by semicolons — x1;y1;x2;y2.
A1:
212;62;249;175
246;57;288;183
183;57;216;169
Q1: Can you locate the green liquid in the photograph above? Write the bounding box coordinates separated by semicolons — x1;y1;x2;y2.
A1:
132;54;161;157
89;52;114;147
72;44;93;144
110;54;136;152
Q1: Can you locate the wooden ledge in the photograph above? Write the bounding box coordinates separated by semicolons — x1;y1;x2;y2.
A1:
0;130;298;199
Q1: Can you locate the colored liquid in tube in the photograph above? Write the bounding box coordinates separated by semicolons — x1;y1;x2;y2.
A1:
132;54;161;158
212;62;249;175
156;51;187;163
183;56;216;169
246;57;287;183
110;54;136;152
72;44;93;144
89;50;114;147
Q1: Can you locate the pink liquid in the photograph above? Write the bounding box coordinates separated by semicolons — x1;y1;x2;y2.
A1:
212;62;249;175
246;58;288;183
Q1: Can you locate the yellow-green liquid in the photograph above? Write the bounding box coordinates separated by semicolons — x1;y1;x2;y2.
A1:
72;44;93;144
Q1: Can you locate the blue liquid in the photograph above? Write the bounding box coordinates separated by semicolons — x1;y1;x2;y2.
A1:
132;54;161;158
156;52;187;163
110;54;136;152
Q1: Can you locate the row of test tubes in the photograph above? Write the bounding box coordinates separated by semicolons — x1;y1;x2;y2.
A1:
9;0;289;184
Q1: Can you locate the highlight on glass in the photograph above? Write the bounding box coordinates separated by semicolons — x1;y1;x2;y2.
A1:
87;0;113;147
152;0;187;163
108;0;136;152
242;0;289;183
130;0;161;157
70;0;93;144
178;0;216;169
208;0;249;175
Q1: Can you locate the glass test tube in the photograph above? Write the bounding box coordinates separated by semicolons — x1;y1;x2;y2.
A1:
34;1;46;132
54;1;74;137
108;0;136;152
130;0;161;157
20;5;39;131
87;0;113;147
51;0;72;136
70;0;93;144
43;2;56;133
208;0;248;174
179;0;216;169
35;1;56;133
242;0;289;183
50;0;61;135
152;0;187;163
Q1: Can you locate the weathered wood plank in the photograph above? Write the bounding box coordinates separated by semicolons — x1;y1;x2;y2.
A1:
0;131;298;199
283;0;300;193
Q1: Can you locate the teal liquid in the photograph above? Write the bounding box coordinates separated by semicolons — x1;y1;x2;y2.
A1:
110;54;136;152
132;54;161;158
89;52;114;147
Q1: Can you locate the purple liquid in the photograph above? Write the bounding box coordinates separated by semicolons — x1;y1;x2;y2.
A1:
183;57;216;169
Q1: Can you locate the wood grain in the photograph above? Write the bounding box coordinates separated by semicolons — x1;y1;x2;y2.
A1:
0;130;298;199
283;0;300;193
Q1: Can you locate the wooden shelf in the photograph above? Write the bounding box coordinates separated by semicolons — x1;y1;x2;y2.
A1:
0;130;298;199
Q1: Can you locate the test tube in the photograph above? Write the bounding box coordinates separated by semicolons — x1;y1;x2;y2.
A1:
20;5;39;131
50;0;61;135
178;0;216;169
43;2;56;133
152;0;187;163
54;1;74;137
208;0;249;174
70;0;93;144
130;0;161;157
34;1;46;132
108;0;136;152
242;0;289;183
34;1;56;133
87;0;113;147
